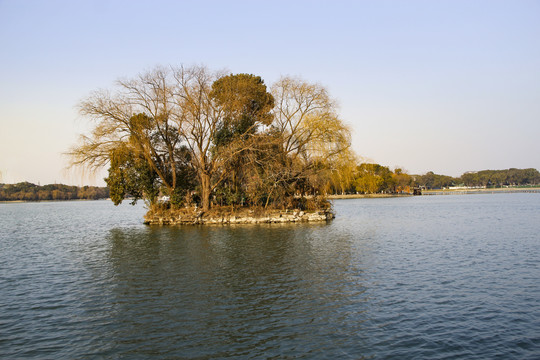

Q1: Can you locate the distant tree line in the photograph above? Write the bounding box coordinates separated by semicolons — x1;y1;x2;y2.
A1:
0;182;109;201
326;166;540;194
4;167;534;202
458;168;540;188
414;168;540;189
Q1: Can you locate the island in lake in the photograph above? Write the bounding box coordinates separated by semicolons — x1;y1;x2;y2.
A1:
68;66;351;224
59;64;537;224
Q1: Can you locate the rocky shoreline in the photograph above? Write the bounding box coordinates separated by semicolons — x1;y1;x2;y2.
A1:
144;209;334;225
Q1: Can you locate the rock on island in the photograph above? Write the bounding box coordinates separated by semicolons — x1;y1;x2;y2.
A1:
144;208;334;225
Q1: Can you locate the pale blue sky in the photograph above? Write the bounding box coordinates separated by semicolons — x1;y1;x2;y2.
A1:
1;0;539;185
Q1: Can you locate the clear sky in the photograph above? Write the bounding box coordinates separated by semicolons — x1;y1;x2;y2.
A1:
1;0;539;186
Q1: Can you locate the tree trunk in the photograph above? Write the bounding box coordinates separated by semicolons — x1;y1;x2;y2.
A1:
200;172;211;211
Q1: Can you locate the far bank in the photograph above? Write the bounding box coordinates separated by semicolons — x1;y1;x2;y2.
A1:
422;187;540;195
328;187;540;199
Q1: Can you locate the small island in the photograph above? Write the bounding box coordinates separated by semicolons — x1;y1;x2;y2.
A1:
143;206;334;225
69;66;351;224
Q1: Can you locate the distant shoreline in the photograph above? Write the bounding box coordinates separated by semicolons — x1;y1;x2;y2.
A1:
328;187;540;199
0;198;109;204
328;194;413;199
421;187;540;195
2;187;539;204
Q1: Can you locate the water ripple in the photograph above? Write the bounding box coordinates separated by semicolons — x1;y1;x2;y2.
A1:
1;195;539;358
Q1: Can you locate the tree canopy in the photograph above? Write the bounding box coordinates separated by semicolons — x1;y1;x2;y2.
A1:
70;65;351;212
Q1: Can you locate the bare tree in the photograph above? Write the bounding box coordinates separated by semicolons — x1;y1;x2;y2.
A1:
69;67;183;197
170;65;222;210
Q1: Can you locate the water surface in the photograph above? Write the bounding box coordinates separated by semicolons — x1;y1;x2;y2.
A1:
1;195;539;359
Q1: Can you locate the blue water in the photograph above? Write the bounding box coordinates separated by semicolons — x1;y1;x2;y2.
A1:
0;194;539;359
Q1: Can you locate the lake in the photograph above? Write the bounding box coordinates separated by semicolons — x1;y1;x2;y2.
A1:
1;194;539;359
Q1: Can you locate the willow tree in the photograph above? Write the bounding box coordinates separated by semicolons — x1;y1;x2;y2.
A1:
270;76;351;196
354;163;394;194
325;148;359;195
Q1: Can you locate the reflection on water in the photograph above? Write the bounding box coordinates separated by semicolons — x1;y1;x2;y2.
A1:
105;224;370;358
1;194;539;359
